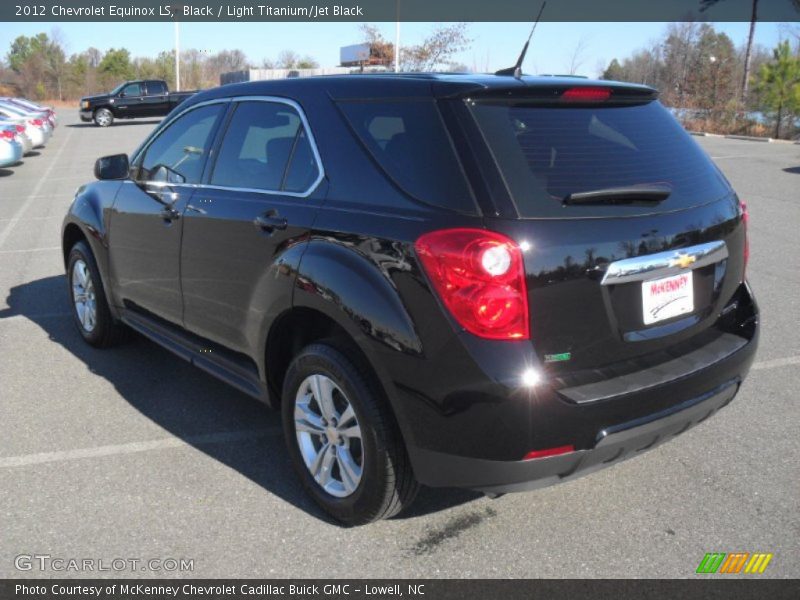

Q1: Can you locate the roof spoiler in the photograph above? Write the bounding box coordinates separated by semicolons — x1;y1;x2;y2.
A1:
454;83;659;105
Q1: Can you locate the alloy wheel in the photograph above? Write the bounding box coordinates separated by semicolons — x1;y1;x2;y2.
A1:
294;374;363;498
71;259;97;332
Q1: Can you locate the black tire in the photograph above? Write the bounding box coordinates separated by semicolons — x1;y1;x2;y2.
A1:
67;240;128;347
282;342;419;525
93;108;113;127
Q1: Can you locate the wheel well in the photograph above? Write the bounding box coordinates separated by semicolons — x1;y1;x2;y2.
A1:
62;223;87;267
266;308;374;405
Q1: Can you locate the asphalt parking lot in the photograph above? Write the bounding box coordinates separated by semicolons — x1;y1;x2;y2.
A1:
0;113;798;579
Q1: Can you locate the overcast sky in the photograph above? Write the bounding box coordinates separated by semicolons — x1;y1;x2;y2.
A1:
1;21;790;77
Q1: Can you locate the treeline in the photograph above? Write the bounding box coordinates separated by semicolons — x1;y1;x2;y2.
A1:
0;24;472;103
0;30;320;100
600;22;800;139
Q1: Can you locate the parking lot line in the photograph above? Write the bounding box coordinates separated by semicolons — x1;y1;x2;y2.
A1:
0;128;74;249
0;312;71;323
751;355;800;371
0;246;60;254
0;428;282;468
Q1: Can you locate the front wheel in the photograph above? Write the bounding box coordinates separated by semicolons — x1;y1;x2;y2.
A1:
282;342;418;525
93;108;113;127
67;241;127;347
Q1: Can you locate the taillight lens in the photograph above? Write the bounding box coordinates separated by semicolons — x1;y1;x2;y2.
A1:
15;125;25;133
740;200;749;276
29;118;43;127
561;86;611;102
1;129;15;140
415;228;530;340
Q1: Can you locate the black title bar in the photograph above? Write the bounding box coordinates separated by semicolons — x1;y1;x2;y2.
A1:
3;579;800;600
5;0;800;22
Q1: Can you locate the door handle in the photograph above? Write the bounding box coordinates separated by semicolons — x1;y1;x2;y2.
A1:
254;211;287;233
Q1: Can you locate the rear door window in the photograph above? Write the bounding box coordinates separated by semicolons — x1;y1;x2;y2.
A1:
210;101;319;193
469;100;731;218
338;100;476;214
146;81;167;96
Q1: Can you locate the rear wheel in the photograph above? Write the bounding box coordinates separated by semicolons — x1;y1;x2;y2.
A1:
67;241;127;347
282;342;418;525
93;108;113;127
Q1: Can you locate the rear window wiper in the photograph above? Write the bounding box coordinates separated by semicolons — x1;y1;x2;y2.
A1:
563;186;671;206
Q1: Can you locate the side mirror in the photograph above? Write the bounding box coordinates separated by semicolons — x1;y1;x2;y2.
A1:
94;154;129;180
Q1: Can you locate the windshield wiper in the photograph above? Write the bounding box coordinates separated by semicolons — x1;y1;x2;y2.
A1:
563;186;671;206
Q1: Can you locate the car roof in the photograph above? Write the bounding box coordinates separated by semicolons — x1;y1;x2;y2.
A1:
186;73;656;106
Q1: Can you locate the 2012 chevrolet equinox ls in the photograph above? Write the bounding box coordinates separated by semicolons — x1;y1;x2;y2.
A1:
62;74;758;525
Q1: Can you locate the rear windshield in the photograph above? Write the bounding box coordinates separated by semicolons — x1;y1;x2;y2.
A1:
469;100;731;217
338;100;477;214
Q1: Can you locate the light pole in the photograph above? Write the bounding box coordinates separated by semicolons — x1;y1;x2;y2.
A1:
395;1;401;72
174;21;181;91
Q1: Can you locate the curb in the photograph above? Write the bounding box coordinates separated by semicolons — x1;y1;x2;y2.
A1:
689;131;798;143
724;134;772;143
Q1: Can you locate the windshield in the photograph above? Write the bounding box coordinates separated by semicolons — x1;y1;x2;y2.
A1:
469;100;731;217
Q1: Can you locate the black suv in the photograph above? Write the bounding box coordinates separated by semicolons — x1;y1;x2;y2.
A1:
62;75;758;525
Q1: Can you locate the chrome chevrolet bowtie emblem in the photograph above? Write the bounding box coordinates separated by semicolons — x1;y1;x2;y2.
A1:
671;253;697;269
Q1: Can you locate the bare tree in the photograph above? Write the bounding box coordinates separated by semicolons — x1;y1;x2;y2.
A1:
359;24;394;66
701;0;758;103
276;50;300;69
566;35;590;75
401;23;471;72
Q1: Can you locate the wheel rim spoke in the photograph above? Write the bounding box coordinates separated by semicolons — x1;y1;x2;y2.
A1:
338;425;361;440
311;374;336;421
294;399;325;434
317;444;336;487
337;447;361;494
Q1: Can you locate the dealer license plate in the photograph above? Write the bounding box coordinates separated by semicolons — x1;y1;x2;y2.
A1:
642;272;694;325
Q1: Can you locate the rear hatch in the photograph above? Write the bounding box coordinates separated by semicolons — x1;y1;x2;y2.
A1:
458;83;747;380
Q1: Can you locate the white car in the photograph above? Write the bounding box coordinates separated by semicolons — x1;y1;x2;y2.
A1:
0;117;33;155
5;97;57;128
0;102;51;148
0;126;24;167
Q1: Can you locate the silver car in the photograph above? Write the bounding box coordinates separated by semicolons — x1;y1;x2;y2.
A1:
0;101;52;148
0;125;23;167
0;117;33;155
3;97;57;128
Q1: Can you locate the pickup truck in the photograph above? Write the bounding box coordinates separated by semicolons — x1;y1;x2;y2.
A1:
79;79;197;127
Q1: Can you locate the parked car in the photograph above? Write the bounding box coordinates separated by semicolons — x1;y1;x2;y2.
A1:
79;79;197;127
62;75;758;525
1;97;57;128
0;101;51;148
0;125;24;167
0;117;33;155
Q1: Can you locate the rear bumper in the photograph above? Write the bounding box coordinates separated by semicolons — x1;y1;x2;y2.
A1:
411;379;738;493
402;281;758;491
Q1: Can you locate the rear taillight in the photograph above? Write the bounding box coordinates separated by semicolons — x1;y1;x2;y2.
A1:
740;200;749;276
561;87;611;102
1;129;15;140
15;125;24;134
29;118;43;127
415;228;530;340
